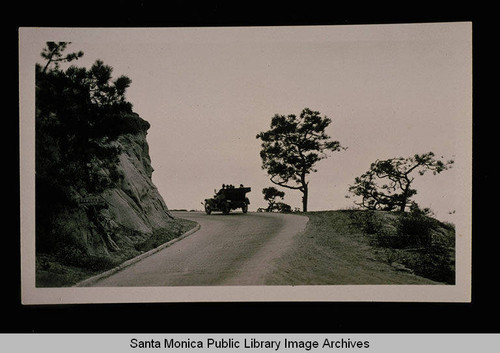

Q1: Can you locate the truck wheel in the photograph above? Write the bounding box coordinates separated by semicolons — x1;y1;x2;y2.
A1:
242;204;248;213
204;203;212;215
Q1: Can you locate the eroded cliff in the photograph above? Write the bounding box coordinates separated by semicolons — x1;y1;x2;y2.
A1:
36;114;193;287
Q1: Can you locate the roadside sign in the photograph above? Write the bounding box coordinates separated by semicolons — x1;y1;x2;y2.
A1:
79;196;106;206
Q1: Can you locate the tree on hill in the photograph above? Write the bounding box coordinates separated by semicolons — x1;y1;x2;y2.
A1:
36;42;140;194
40;42;83;73
35;42;145;251
256;108;344;212
348;152;454;212
262;186;285;212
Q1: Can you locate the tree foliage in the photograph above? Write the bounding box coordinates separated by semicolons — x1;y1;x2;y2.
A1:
256;108;344;211
35;42;148;249
262;186;285;211
41;42;84;73
348;152;454;212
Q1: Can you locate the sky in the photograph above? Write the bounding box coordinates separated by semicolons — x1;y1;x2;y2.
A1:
22;23;472;223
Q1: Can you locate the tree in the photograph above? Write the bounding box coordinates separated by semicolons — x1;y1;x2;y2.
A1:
256;108;344;212
262;187;285;211
348;152;454;212
36;42;145;254
64;59;133;110
36;42;139;196
40;42;83;73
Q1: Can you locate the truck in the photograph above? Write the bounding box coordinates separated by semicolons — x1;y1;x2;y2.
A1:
203;185;251;215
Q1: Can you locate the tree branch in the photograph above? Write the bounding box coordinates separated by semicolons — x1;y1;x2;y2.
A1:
270;176;302;190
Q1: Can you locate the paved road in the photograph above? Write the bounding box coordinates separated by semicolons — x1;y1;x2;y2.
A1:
89;211;308;287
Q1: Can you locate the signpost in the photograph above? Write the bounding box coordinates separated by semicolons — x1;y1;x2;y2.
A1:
79;196;106;207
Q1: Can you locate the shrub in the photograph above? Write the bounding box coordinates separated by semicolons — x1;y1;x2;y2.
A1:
347;208;455;283
348;210;385;235
397;211;436;248
53;241;118;272
386;246;455;284
275;202;292;213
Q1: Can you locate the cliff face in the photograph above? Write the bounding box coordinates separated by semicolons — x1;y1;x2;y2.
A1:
102;131;173;234
49;120;174;260
34;59;180;285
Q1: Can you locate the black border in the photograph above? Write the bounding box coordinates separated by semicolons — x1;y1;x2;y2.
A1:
10;1;495;334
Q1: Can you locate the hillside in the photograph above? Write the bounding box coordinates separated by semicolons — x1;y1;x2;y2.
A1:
33;45;201;287
35;114;197;287
266;210;455;285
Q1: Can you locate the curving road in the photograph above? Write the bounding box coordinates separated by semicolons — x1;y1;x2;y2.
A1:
89;211;308;287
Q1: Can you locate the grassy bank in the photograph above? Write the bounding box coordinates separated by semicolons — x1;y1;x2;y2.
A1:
266;210;455;285
36;218;198;287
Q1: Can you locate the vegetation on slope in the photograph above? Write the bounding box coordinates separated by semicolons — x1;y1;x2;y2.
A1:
36;218;197;287
34;42;195;288
267;209;455;285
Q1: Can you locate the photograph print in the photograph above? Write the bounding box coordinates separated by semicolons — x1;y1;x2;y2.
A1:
19;23;472;304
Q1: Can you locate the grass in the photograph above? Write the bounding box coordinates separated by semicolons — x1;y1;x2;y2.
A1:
134;219;197;252
36;218;198;287
349;209;455;283
266;210;455;285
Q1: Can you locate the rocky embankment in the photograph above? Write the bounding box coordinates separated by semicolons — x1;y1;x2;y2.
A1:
86;129;175;254
36;115;188;286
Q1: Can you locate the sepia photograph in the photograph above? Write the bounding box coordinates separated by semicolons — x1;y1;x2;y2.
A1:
19;23;472;304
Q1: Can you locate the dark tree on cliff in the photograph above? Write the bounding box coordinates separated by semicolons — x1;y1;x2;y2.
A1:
348;152;454;212
36;42;146;251
36;42;142;194
256;108;344;212
262;187;285;211
40;42;83;73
